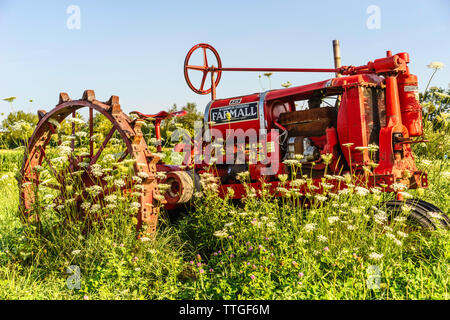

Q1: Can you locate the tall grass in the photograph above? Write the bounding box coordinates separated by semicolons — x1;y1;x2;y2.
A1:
0;89;448;299
0;149;23;172
0;151;448;299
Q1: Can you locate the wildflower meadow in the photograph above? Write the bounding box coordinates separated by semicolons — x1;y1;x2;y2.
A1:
0;74;449;300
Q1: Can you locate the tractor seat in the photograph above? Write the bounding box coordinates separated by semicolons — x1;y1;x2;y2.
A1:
278;107;336;137
130;110;187;121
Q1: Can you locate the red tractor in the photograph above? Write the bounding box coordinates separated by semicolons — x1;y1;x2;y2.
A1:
19;42;448;235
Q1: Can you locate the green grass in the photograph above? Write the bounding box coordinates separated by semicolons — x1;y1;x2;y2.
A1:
0;153;448;300
0;110;449;300
0;149;23;172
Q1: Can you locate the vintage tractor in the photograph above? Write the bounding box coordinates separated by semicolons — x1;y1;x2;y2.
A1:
19;41;448;235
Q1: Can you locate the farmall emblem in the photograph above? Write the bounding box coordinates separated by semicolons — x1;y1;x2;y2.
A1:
210;102;258;124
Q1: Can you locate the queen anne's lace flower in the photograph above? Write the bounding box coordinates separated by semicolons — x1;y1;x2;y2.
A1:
90;164;103;178
114;179;125;188
81;202;91;210
137;171;149;179
369;252;383;260
213;230;228;238
355;186;370;196
427;61;445;70
328;216;340;224
303;223;316;233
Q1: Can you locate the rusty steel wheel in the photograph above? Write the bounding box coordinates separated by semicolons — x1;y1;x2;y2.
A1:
19;90;164;235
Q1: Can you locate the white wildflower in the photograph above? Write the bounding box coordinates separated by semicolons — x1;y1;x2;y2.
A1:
130;202;141;210
427;61;445;70
291;179;307;188
156;172;167;180
374;210;388;225
87;185;103;196
132;176;143;184
315;194;327;202
283;159;298;166
213;230;228;238
114;179;126;188
338;188;351;195
137;171;149;179
90;164;103;178
67;117;85;125
398;191;413;199
397;231;408;238
328;216;340;224
90;204;101;213
392;183;407;192
105;195;117;203
48;118;60;128
394;216;407;223
385;232;396;240
355;186;370;196
75;131;88;138
303;223;316;233
369;252;383;260
81;202;91;210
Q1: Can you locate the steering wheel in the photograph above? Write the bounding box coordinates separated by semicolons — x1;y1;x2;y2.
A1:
184;43;222;95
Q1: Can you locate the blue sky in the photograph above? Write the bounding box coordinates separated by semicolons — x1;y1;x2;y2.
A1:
0;0;449;120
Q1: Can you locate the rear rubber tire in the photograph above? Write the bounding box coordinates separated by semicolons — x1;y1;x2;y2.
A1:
382;199;449;230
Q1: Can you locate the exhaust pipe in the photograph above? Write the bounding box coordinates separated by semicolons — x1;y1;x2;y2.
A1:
332;40;342;78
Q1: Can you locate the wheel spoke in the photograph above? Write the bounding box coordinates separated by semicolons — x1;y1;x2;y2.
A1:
39;146;60;180
47;121;62;145
70;112;76;171
90;127;117;165
186;65;206;71
89;108;94;157
38;145;69;190
200;71;208;91
117;149;130;163
68;154;79;173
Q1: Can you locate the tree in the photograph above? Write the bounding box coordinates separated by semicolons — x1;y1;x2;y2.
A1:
419;87;450;126
167;102;203;136
0;111;38;148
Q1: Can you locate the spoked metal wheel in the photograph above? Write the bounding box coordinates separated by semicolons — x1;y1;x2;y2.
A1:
19;90;164;235
379;198;449;230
